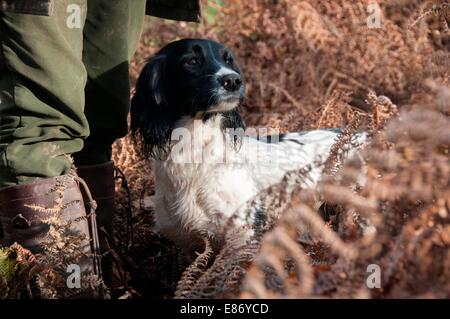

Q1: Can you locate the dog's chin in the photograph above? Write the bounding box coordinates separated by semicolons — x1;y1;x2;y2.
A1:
206;96;240;113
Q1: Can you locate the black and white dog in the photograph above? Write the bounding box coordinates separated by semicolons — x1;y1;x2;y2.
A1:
131;39;366;254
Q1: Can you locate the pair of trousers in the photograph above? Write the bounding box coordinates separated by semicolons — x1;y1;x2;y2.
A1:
0;0;147;187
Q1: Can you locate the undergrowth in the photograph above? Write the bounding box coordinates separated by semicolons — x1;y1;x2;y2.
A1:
1;0;449;299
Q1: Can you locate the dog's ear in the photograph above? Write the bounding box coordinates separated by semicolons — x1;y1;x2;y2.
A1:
131;55;173;158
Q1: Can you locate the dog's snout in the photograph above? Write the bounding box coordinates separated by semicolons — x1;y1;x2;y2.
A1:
218;74;242;92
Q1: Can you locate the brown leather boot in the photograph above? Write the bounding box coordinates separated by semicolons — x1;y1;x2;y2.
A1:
0;174;102;298
77;161;115;288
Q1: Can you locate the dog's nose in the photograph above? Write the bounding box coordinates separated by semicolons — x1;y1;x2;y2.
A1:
218;74;242;92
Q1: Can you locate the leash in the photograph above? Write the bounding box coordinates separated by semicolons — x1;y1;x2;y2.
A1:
75;176;103;279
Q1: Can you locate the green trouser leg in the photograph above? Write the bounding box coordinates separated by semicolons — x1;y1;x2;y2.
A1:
73;0;147;165
0;1;146;187
0;0;88;187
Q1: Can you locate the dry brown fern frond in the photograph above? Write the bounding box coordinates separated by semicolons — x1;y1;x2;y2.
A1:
409;1;449;33
322;113;366;176
0;168;104;299
174;228;259;298
30;169;103;298
366;91;399;129
241;196;358;299
174;237;214;299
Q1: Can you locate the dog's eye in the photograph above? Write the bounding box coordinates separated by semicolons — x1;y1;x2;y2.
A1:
225;56;233;65
187;57;199;66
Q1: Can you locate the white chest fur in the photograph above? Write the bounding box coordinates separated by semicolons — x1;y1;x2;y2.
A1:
152;115;257;252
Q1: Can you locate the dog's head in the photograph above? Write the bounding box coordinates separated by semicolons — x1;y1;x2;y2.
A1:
131;38;245;156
